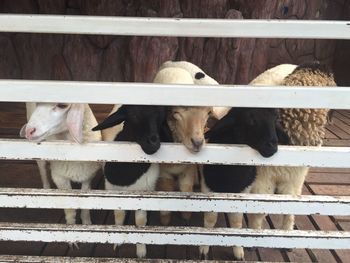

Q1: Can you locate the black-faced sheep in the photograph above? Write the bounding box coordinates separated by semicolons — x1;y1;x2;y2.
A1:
248;62;336;235
92;104;167;258
199;107;288;260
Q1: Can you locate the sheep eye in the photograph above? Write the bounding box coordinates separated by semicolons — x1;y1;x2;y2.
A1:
56;103;69;109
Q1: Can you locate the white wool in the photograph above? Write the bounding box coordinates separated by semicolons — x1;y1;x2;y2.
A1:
154;66;194;84
160;61;229;120
101;104;124;142
249;64;297;86
24;103;102;225
160;60;219;85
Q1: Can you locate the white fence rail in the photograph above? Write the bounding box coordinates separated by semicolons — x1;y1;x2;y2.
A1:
0;13;349;261
0;80;349;108
1;140;350;168
0;188;349;215
0;15;349;39
1;223;349;249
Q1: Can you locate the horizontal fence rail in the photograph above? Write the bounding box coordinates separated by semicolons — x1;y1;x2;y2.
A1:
0;256;225;263
0;188;349;215
1;140;349;168
0;15;349;39
1;223;349;249
0;80;349;109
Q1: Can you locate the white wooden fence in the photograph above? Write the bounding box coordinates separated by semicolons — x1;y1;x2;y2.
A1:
0;14;350;262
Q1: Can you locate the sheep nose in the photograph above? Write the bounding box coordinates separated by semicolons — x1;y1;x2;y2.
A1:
147;135;159;145
26;127;36;137
267;138;278;148
266;141;278;151
191;138;204;150
267;142;275;147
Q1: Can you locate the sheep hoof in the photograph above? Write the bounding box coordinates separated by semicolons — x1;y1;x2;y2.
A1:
234;256;245;262
69;242;79;250
81;217;92;225
233;246;245;261
200;253;209;260
42;182;51;189
136;244;146;258
199;245;209;260
113;244;121;251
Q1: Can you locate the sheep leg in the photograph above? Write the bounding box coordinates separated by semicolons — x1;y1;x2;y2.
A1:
277;182;303;231
135;210;147;258
51;175;78;249
178;165;196;222
113;210;126;251
199;212;218;260
51;176;76;225
157;173;176;225
227;213;245;261
80;180;92;225
248;179;275;231
36;160;50;189
247;213;265;230
276;179;305;252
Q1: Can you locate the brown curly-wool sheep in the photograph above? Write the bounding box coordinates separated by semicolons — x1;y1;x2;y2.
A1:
280;63;336;146
248;62;336;234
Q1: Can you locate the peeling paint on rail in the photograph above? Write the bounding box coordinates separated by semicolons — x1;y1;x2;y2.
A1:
0;139;349;168
0;188;349;215
0;223;349;249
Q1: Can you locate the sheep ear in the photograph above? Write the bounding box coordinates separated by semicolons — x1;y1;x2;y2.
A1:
92;105;127;131
206;111;219;130
19;124;27;138
276;123;290;145
66;104;85;144
205;112;235;139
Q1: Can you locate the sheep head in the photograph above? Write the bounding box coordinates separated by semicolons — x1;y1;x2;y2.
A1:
20;103;85;143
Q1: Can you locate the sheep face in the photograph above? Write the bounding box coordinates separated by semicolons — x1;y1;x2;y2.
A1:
92;105;167;155
237;108;285;157
20;103;85;143
168;106;212;153
125;105;166;155
207;108;287;158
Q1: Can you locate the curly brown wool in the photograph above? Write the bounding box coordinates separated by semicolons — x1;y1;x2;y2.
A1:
280;62;336;146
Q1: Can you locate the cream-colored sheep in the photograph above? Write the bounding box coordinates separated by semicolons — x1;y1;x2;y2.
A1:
248;63;336;233
156;61;224;225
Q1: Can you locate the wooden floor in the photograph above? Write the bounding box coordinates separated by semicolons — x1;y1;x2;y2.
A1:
0;103;349;262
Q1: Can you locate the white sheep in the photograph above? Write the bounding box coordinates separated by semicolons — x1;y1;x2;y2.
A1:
248;62;336;234
20;103;102;231
25;102;51;189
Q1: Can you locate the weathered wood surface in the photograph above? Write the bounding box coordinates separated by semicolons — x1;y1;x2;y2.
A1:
0;0;347;85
